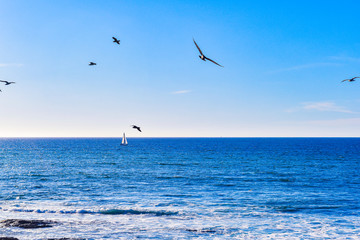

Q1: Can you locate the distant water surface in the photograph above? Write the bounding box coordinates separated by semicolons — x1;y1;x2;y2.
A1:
0;138;359;239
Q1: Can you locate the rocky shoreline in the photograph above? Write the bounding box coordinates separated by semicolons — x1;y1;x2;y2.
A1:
0;219;55;229
0;238;84;240
0;219;85;240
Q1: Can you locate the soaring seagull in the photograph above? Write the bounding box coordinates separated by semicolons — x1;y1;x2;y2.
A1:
89;62;97;66
0;80;15;85
112;37;120;45
131;125;142;132
193;38;223;67
342;77;359;82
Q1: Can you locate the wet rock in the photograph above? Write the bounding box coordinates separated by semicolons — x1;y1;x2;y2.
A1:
0;219;54;229
186;229;216;233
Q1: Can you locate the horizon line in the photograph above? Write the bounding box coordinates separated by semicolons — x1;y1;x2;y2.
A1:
0;136;360;139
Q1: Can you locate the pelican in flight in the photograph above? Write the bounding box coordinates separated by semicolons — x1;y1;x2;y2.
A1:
193;38;223;67
342;77;359;82
131;125;142;132
0;80;15;85
89;62;97;66
112;37;120;45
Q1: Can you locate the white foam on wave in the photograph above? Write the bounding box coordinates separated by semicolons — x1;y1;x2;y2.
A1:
1;201;360;239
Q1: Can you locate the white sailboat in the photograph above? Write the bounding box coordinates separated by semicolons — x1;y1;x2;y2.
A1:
121;132;128;145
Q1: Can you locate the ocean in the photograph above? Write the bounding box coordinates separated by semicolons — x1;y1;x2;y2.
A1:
0;138;359;239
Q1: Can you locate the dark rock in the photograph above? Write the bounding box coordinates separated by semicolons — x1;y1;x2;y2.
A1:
186;229;216;233
0;238;19;240
0;219;54;229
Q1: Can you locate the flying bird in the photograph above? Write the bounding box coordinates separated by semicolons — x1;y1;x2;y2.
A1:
89;62;97;66
342;77;359;82
0;80;15;85
131;125;142;132
193;38;223;67
112;37;120;45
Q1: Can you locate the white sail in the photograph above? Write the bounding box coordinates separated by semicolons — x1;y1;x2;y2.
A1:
121;132;128;145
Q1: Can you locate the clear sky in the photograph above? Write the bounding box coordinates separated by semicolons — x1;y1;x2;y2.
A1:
1;0;360;137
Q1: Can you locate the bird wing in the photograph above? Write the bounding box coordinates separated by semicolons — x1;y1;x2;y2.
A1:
193;39;203;55
205;57;223;67
112;37;117;41
341;79;349;82
0;80;6;83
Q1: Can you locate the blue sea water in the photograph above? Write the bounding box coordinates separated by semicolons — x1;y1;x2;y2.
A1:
0;138;359;239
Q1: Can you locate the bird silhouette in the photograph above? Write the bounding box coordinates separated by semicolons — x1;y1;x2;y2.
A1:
342;77;359;82
131;125;142;132
112;37;120;45
89;62;97;66
193;38;223;67
0;80;15;85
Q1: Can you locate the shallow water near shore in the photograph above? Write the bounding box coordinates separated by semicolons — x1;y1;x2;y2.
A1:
0;138;359;239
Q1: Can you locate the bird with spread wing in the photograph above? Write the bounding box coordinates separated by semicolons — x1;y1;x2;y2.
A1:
112;37;120;45
0;80;15;85
341;77;359;82
193;38;223;67
131;125;142;132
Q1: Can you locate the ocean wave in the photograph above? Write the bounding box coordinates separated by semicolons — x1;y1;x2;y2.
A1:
4;208;178;216
156;176;186;180
158;163;190;166
99;209;178;216
275;205;342;213
214;183;237;187
162;194;195;198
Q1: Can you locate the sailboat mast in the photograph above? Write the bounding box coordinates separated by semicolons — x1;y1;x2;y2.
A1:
122;132;128;145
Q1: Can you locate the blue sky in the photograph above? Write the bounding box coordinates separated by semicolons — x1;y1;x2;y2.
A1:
1;0;360;137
